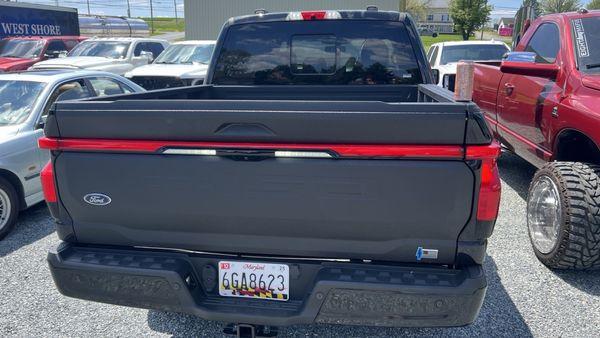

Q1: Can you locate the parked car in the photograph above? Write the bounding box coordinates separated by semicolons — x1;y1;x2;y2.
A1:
428;40;510;90
40;9;501;333
418;27;438;37
125;40;216;90
0;70;144;239
472;9;600;269
31;37;169;75
0;36;85;72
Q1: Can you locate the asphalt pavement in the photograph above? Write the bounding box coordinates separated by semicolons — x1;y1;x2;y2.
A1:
1;152;599;337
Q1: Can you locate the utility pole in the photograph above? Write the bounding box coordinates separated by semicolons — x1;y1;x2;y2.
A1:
126;0;131;18
399;0;407;12
173;0;178;24
149;0;154;34
55;0;59;6
86;0;90;15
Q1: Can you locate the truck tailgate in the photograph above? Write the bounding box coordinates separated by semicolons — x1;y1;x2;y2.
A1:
43;98;484;265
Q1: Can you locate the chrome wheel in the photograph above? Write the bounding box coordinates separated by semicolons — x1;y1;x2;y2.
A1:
0;188;11;230
527;175;562;254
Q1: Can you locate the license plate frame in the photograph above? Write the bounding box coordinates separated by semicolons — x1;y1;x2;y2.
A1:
218;261;290;301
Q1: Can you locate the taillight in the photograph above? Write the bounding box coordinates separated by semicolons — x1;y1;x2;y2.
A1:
41;161;57;203
467;142;501;221
286;10;341;21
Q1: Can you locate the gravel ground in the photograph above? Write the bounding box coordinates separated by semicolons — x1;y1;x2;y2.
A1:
1;152;599;337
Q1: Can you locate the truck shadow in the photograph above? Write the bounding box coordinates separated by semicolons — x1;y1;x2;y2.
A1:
497;151;536;201
0;203;54;258
146;256;532;337
552;270;600;296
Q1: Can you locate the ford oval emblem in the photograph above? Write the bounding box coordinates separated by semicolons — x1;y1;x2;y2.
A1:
83;193;112;206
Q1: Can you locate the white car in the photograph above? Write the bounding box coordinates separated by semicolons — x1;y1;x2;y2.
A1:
0;70;144;239
30;38;169;75
125;40;216;90
427;40;510;90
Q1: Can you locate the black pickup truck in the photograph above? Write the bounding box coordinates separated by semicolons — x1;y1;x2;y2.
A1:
40;9;501;333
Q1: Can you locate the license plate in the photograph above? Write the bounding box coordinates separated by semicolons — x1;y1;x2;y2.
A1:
218;261;289;301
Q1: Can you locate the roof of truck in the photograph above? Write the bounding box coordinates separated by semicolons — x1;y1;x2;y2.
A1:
537;9;600;21
226;9;408;26
0;69;123;82
172;40;216;45
431;40;510;48
1;36;83;41
83;37;167;43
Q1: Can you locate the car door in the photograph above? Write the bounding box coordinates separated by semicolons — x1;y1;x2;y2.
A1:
87;77;134;97
44;40;68;60
36;79;95;172
132;42;153;68
497;22;563;166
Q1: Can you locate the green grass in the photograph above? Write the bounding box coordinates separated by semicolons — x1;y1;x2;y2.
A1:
141;17;184;35
420;32;513;51
420;34;464;50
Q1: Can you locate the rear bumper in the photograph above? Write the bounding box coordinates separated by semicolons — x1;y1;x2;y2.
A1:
48;243;487;328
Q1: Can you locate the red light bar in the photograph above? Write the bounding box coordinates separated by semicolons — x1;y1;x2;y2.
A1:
38;137;464;159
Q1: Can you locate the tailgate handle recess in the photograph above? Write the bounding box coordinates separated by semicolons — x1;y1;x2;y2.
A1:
215;123;276;137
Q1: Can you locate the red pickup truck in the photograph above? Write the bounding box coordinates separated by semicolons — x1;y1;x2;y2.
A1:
472;9;600;270
0;36;84;72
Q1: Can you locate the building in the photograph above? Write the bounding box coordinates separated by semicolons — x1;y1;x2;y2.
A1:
185;0;404;40
497;17;515;36
497;17;515;30
419;0;453;34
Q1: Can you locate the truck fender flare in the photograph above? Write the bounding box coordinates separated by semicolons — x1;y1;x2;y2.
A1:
553;128;600;162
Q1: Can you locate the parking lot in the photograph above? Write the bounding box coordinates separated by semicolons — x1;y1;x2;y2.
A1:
0;152;598;337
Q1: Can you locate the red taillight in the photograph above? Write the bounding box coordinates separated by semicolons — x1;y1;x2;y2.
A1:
38;137;59;150
301;11;326;20
286;10;341;20
41;162;57;203
467;142;501;221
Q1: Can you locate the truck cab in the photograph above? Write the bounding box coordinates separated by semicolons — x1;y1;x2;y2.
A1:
125;40;216;90
472;9;600;270
0;36;85;72
31;37;169;75
428;40;509;91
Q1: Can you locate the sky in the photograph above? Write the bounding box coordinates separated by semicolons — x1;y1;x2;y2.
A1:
13;0;594;21
18;0;184;18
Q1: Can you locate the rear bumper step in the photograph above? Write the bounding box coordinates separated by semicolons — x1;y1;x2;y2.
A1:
48;244;487;328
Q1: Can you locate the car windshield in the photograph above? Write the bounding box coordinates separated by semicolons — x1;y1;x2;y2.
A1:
0;80;45;125
571;17;600;73
213;20;423;85
68;41;130;59
0;39;45;59
440;44;509;65
154;44;214;64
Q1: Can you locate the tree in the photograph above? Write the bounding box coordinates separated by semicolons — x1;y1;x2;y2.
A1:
540;0;581;13
449;0;492;40
522;0;542;17
587;0;600;9
402;0;431;22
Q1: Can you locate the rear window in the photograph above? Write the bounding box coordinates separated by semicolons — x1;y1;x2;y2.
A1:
212;20;423;85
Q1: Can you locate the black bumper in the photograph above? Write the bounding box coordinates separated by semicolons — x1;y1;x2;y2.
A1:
48;243;486;328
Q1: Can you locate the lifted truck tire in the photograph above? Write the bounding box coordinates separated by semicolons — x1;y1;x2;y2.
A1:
527;162;600;269
0;176;19;240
